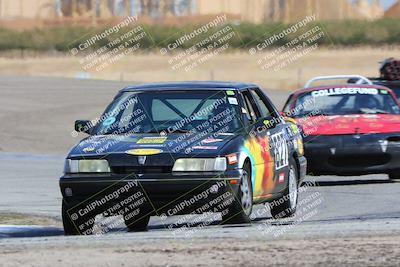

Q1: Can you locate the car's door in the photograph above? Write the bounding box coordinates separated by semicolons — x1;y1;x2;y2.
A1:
240;88;289;201
250;88;291;196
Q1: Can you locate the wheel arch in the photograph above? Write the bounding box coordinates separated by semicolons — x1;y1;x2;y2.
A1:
291;151;301;182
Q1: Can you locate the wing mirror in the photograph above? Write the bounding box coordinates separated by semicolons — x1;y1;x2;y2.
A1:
74;120;93;134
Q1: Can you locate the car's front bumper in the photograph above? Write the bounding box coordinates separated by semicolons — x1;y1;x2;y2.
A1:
60;170;242;216
304;134;400;175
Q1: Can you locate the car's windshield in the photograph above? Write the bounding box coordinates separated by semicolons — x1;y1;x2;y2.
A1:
292;87;400;117
92;90;243;135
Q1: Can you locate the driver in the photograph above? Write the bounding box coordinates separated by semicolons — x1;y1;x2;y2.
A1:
356;94;381;110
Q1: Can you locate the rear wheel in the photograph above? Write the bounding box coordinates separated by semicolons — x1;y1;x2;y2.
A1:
389;172;400;180
222;164;253;224
271;158;299;219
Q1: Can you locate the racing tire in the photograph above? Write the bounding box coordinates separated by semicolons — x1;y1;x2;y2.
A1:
270;158;299;219
222;163;253;224
62;201;96;235
61;201;87;235
389;172;400;180
124;215;150;232
62;202;79;235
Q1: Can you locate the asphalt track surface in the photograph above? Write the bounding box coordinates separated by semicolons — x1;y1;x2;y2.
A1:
1;76;400;266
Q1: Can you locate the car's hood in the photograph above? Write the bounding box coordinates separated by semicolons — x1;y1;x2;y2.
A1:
295;114;400;136
69;133;236;158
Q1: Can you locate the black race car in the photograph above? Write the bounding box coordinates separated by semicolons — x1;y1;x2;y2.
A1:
60;82;306;235
370;79;400;100
348;74;400;101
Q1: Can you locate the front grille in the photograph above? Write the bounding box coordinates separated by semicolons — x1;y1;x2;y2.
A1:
112;166;173;174
328;154;390;168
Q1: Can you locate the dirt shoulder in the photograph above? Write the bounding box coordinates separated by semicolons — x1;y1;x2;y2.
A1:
0;48;398;155
0;213;61;227
1;234;399;267
0;48;397;90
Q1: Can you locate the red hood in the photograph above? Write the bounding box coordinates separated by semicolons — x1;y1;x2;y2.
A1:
295;114;400;136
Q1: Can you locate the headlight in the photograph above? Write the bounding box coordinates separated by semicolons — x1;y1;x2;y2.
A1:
172;158;227;172
64;159;111;173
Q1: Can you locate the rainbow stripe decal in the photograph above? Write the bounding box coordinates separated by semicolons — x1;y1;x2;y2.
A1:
242;137;275;198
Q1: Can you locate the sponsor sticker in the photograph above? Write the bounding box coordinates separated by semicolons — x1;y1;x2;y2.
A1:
217;133;235;136
263;120;271;127
278;173;285;183
126;149;163;156
83;147;95;153
137;137;167;144
289;123;299;134
362;114;378;119
343;115;360;118
202;138;223;144
192;146;219;150
102;117;116;126
227;154;238;165
311;87;378;97
228;97;238;105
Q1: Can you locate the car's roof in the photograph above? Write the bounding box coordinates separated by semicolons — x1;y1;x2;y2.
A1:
292;84;390;96
121;81;258;92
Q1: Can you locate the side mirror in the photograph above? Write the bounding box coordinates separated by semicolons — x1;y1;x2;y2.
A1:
75;120;93;134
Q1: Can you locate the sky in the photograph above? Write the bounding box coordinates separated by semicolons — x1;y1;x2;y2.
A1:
350;0;397;9
379;0;397;9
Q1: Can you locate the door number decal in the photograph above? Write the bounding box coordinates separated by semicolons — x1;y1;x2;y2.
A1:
271;132;289;170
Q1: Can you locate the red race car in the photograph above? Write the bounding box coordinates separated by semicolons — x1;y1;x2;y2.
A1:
282;75;400;179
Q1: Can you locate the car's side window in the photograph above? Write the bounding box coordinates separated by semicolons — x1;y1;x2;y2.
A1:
241;91;258;123
282;95;294;115
250;89;274;118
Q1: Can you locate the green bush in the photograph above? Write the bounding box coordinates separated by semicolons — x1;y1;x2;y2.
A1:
1;19;399;52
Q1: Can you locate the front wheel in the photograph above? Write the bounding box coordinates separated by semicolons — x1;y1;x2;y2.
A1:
222;164;253;224
62;202;79;235
389;172;400;180
125;215;150;232
62;200;96;235
271;158;299;219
